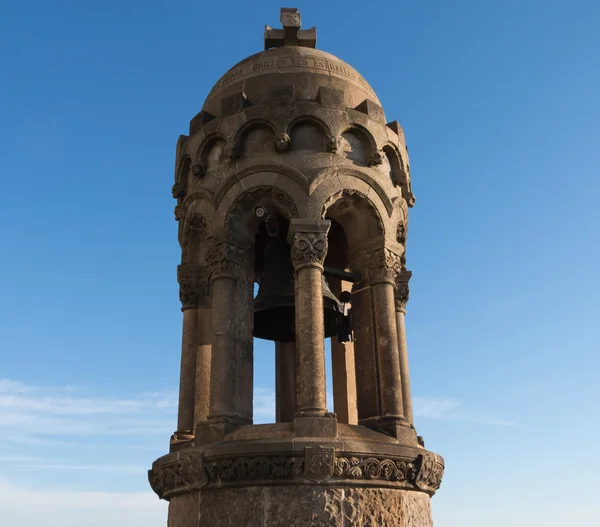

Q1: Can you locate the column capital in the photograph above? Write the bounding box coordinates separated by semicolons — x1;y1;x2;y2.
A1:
177;264;210;310
351;245;403;286
288;219;330;271
206;236;249;280
394;270;412;314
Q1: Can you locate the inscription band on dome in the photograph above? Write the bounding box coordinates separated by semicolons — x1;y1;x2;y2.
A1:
208;56;376;96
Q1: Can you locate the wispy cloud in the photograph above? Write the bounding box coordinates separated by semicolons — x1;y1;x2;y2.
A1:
413;396;461;419
0;480;166;527
0;379;176;438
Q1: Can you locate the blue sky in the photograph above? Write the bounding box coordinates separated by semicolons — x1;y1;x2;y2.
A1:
1;0;599;525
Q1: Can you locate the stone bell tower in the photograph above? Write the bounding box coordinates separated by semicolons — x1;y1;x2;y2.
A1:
149;8;444;526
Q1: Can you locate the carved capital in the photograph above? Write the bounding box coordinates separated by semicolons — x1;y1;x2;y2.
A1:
177;265;210;310
353;247;403;285
394;270;412;313
206;239;248;279
288;220;330;270
290;232;328;269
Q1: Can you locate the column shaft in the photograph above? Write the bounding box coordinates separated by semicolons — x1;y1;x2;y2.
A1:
194;303;212;428
295;266;328;414
396;310;414;425
177;308;198;433
208;275;238;420
371;282;404;419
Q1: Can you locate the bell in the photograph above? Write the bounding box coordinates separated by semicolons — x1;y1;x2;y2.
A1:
253;235;342;342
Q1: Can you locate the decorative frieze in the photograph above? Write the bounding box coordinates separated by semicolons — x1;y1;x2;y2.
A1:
148;449;444;500
334;456;418;483
205;456;304;483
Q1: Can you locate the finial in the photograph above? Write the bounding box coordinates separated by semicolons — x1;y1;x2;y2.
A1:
264;7;317;50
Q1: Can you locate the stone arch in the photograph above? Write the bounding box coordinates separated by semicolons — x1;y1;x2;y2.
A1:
339;126;375;166
309;166;394;217
196;133;227;166
214;165;309;215
381;145;403;186
321;188;385;254
287;116;330;152
175;155;192;193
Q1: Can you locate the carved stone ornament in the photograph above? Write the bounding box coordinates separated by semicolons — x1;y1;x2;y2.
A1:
326;135;340;153
369;149;384;166
148;455;207;500
304;447;335;483
172;182;186;199
206;240;247;279
191;164;205;179
290;231;328;269
396;222;407;245
274;132;291;153
414;452;444;495
174;205;181;221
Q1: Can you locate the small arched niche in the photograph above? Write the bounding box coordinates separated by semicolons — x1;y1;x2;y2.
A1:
340;129;370;166
289;121;326;152
382;146;402;186
177;156;192;191
242;124;275;155
204;139;226;171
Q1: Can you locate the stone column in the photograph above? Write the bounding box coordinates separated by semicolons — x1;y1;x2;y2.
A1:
194;293;212;429
275;341;297;422
175;265;207;438
354;245;406;432
288;219;330;416
206;237;251;425
328;276;358;425
395;271;414;425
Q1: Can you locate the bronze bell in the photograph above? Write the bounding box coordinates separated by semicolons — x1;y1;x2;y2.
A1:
253;234;342;342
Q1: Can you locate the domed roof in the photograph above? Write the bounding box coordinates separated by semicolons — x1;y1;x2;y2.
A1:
201;13;380;117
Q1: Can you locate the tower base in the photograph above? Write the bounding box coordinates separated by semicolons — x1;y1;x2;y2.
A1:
168;486;432;527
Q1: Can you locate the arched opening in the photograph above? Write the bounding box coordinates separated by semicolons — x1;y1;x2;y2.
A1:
382;145;402;186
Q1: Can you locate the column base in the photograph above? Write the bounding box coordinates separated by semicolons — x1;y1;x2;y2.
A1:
359;416;419;445
168;486;433;527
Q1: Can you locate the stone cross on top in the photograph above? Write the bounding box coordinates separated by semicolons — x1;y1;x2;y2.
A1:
264;7;317;50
